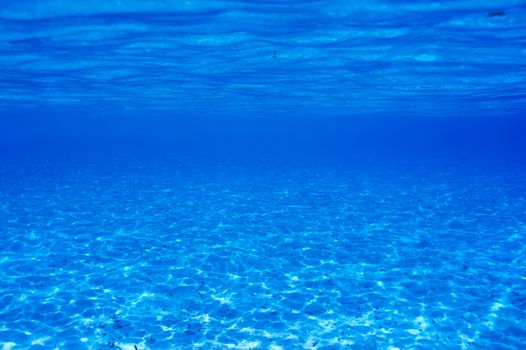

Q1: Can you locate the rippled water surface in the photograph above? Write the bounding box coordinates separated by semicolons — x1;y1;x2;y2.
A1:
1;0;526;117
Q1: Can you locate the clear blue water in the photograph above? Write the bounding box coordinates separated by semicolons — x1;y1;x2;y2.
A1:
1;0;526;118
1;1;526;350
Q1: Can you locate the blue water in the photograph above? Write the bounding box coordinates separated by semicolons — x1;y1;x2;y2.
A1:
1;1;526;349
1;0;526;118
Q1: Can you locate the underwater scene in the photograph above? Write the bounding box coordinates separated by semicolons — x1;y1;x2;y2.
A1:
1;1;526;349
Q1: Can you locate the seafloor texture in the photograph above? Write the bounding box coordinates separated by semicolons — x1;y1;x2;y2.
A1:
1;0;526;117
1;161;525;350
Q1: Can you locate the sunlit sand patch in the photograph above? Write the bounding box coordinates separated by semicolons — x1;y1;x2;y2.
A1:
194;313;210;323
262;330;281;338
224;340;261;349
490;301;505;312
407;315;429;335
460;334;476;350
31;336;52;346
269;344;284;350
303;336;320;349
239;327;256;334
212;296;232;305
115;343;148;350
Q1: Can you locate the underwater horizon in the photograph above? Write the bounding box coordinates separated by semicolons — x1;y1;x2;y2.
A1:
1;1;526;349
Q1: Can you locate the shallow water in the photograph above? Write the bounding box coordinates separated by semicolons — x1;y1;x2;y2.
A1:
1;160;525;349
1;1;526;350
